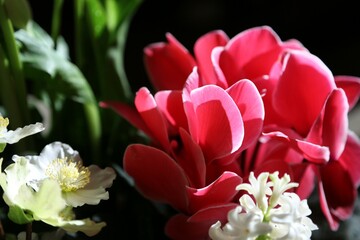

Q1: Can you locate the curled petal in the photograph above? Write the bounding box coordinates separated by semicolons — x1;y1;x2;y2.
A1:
165;204;238;240
335;75;360;110
187;171;242;213
263;131;330;164
220;26;282;84
155;90;188;131
144;33;196;90
194;30;229;85
273;50;336;136
338;131;360;187
184;84;244;161
135;87;170;150
227;79;264;151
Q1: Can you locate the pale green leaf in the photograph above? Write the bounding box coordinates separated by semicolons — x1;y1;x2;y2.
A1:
14;21;96;104
8;205;33;225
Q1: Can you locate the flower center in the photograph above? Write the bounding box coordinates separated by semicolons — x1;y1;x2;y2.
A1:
45;157;90;192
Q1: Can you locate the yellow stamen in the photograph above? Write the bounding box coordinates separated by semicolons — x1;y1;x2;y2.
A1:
45;157;90;192
0;117;9;129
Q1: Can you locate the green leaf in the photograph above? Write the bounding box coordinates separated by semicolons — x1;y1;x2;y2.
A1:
85;0;106;38
106;0;143;42
0;143;6;153
4;0;32;29
107;0;143;100
14;21;96;104
8;205;33;225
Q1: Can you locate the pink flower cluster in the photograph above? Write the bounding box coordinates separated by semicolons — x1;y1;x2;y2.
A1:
101;26;360;239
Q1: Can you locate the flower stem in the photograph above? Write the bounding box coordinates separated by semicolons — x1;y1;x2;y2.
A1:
0;3;29;124
84;103;101;164
26;222;32;240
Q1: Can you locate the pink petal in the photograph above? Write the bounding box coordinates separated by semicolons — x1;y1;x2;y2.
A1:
184;84;244;161
186;171;242;213
227;79;264;151
173;128;206;188
123;144;189;212
144;33;196;90
155;90;189;132
335;75;360;110
338;131;360;187
219;26;281;85
307;89;349;160
317;161;357;230
194;30;229;85
99;101;152;138
263;130;330;164
135;87;170;150
273;50;336;136
322;89;349;159
165;204;238;240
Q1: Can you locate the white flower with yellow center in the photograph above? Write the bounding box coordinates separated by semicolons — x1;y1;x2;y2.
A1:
0;158;107;237
13;141;116;207
209;171;318;240
0;116;44;152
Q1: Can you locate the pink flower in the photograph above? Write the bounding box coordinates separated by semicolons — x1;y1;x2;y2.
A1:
102;25;360;237
144;26;305;91
101;68;265;238
262;49;360;230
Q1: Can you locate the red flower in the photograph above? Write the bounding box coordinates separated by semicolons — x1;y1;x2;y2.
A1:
101;67;264;238
144;26;305;91
102;25;360;238
263;49;360;230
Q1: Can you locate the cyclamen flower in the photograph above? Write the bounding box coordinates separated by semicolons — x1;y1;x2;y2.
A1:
209;172;317;240
0;116;44;152
13;141;116;207
0;158;106;237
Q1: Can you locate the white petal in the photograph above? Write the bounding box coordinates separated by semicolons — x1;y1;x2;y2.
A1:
2;122;44;144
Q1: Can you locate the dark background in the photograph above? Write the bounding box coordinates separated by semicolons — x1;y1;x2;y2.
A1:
24;0;360;239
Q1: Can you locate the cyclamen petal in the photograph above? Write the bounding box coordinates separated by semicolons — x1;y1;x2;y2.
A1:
183;84;244;161
273;50;336;136
194;30;229;86
144;33;196;90
124;144;189;212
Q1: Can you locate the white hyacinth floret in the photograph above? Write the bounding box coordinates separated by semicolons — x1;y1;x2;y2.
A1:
209;171;318;240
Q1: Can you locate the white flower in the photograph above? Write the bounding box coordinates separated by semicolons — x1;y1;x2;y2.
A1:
0;158;107;237
209;206;272;240
0;158;66;223
268;172;299;209
236;172;272;212
0;116;44;152
270;193;318;240
209;171;317;240
13;141;116;207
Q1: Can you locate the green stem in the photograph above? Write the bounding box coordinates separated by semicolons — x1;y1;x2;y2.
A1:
0;42;30;154
83;103;101;164
73;0;85;67
51;0;64;45
0;3;29;125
